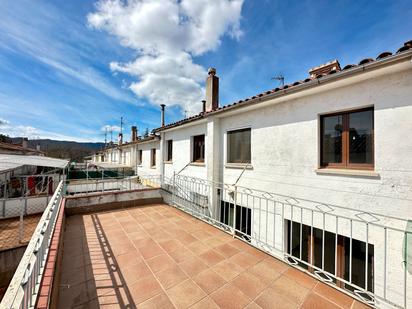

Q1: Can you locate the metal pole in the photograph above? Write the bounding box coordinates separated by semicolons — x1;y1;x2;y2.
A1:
172;172;176;205
19;199;24;242
232;185;237;237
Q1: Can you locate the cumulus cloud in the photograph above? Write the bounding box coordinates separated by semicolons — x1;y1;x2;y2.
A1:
0;119;40;139
88;0;244;115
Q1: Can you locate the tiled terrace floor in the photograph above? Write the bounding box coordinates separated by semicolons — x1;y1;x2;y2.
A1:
0;214;41;251
58;204;369;309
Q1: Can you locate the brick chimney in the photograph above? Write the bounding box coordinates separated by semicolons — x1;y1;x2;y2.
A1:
309;60;341;78
131;126;137;142
22;138;28;149
118;133;123;145
160;104;165;127
205;68;219;112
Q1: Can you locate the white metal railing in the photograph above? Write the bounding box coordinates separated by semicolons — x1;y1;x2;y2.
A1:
1;180;64;309
154;173;411;309
65;175;161;196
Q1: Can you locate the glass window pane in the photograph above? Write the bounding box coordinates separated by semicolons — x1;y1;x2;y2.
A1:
349;110;373;164
227;128;251;163
322;115;343;164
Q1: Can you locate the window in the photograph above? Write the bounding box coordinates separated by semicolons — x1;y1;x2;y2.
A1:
286;220;374;293
320;107;374;169
192;135;205;163
138;150;142;165
151;149;156;167
166;140;173;162
227;128;251;164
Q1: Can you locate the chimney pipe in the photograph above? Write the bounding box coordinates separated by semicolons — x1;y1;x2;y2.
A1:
202;100;206;113
22;138;28;149
160;104;166;127
131;126;137;142
118;133;123;145
205;68;219;112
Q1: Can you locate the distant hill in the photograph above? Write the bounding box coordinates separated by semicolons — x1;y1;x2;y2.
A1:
11;138;105;162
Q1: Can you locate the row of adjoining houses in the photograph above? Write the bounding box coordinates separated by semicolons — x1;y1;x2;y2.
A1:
90;40;412;308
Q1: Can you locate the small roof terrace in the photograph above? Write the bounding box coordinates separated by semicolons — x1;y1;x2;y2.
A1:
57;203;368;308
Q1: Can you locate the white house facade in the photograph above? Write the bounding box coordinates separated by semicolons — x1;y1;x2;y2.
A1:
89;40;412;308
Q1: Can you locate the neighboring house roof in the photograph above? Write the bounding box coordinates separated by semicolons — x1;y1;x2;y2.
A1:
0;154;69;173
154;40;412;132
89;162;133;169
0;142;44;155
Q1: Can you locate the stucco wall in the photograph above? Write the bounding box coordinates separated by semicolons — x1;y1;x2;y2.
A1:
136;140;160;177
163;122;207;180
218;68;412;218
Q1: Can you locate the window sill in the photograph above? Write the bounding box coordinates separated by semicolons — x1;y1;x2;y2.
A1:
315;168;380;178
164;161;173;164
225;163;253;170
150;166;157;169
189;162;205;167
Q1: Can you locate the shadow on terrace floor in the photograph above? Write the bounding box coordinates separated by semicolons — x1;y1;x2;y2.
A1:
57;204;370;309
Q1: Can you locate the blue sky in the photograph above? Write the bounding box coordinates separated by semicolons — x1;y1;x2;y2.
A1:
0;0;411;142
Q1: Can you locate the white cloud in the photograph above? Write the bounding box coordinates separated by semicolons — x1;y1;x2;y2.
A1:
101;125;121;132
0;118;10;126
88;0;244;115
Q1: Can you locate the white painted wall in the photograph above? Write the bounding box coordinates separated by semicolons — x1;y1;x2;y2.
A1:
163;122;208;180
136;140;161;177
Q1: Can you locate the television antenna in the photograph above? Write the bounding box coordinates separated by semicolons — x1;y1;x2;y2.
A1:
271;74;285;87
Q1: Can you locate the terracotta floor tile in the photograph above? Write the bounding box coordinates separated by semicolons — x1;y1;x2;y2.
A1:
187;241;210;255
229;251;259;270
214;243;240;258
167;279;207;308
211;259;244;281
210;283;251;309
155;265;188;289
271;276;309;305
199;249;225;266
232;271;268;300
121;262;152;285
352;300;371;308
129;274;163;304
313;283;354;309
301;292;340;309
255;287;297;309
190;296;219;309
244;302;263;309
248;259;282;285
284;268;317;289
138;293;175;309
115;251;142;268
139;243;164;260
179;256;209;277
169;248;194;263
191;230;213;242
260;256;289;273
159;239;184;253
146;254;176;273
193;269;227;294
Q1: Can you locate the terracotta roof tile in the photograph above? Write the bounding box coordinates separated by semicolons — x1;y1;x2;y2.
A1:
376;51;392;60
155;40;412;132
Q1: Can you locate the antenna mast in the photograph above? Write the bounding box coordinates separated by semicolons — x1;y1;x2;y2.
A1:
120;117;124;135
271;74;285;87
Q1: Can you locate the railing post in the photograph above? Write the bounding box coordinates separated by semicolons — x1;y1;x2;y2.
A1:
172;172;176;205
232;185;237;238
19;200;24;243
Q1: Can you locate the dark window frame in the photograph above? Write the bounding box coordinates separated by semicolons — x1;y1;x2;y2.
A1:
192;135;205;163
138;149;142;165
166;140;173;162
320;107;374;170
151;148;156;167
227;128;251;164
